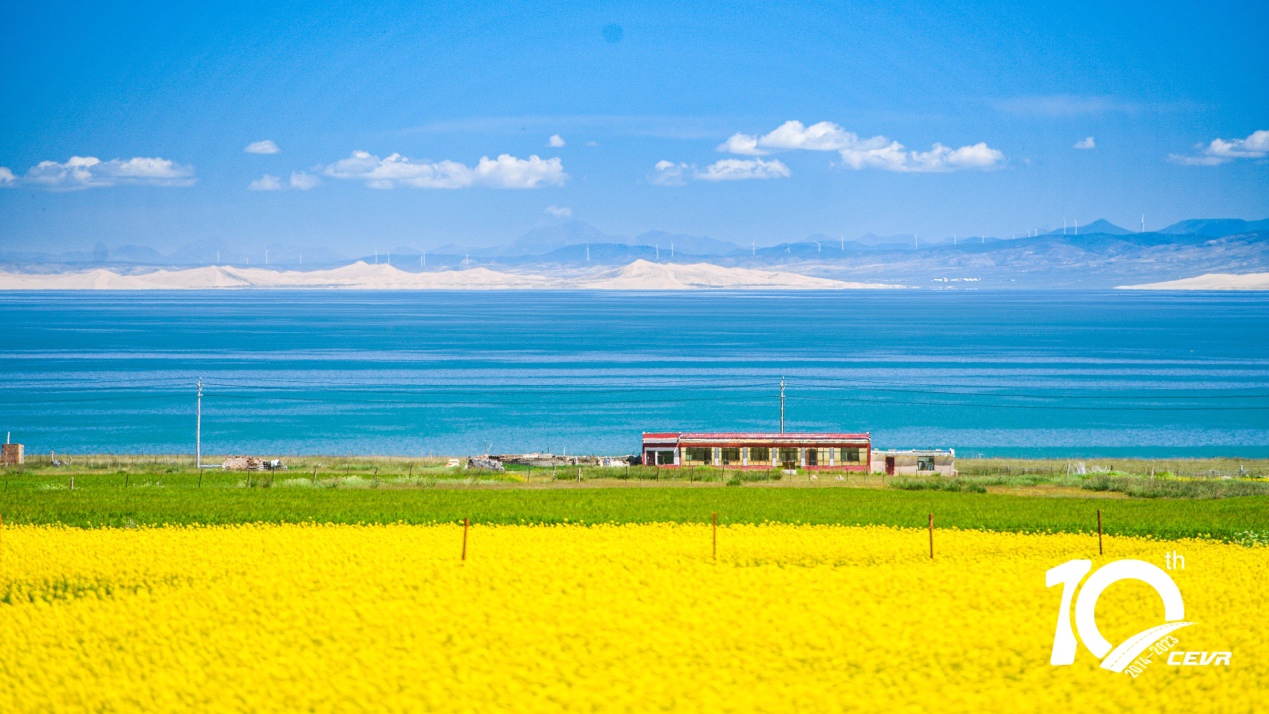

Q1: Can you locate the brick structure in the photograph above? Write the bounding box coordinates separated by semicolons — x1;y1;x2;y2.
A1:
1;443;24;465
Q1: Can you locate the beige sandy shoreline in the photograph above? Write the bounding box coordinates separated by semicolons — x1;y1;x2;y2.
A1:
0;259;900;291
1118;272;1269;291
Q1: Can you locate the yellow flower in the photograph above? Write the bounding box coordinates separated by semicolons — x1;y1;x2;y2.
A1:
0;523;1263;712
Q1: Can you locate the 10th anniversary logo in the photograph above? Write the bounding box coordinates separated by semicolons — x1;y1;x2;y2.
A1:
1046;558;1231;677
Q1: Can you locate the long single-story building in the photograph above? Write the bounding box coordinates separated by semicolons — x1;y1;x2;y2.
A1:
870;448;956;476
642;432;872;471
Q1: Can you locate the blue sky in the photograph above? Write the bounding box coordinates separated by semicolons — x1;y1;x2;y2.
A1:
1;0;1266;254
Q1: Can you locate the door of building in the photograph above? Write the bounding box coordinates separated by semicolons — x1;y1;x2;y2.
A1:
885;456;895;475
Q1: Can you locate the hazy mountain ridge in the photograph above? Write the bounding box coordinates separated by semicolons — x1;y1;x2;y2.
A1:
3;217;1266;288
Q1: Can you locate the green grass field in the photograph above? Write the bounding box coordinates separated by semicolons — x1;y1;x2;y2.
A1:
2;456;1267;541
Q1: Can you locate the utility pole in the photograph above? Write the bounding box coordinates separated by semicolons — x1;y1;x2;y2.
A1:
196;378;202;469
779;376;786;434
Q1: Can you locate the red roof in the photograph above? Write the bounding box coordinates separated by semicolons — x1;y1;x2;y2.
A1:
643;431;870;445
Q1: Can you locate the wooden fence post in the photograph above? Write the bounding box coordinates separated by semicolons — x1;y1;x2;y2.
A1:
1097;509;1103;555
928;513;934;559
462;518;469;561
712;512;717;561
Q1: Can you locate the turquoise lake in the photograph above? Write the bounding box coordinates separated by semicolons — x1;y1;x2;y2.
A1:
2;291;1267;458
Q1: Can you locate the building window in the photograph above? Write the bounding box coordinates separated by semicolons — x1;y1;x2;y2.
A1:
720;448;740;465
749;447;770;463
806;447;831;466
839;447;860;463
655;450;675;466
917;456;935;471
684;447;711;465
778;447;800;468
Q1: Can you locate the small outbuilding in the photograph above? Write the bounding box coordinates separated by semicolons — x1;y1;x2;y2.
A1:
222;456;284;471
1;442;23;466
870;449;956;476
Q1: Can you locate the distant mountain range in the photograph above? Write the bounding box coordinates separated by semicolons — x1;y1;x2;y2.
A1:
2;217;1266;288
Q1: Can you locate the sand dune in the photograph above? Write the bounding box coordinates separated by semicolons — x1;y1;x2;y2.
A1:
579;259;896;290
1118;272;1269;291
0;260;896;291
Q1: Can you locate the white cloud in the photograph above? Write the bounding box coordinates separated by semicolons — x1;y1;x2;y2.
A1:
249;171;319;191
715;133;767;155
0;167;15;186
1169;129;1269;166
757;121;858;151
544;204;572;217
719;120;1006;173
16;156;195;189
649;160;690;186
1073;136;1096;150
547;134;566;148
650;158;791;184
289;171;320;190
244;140;281;154
838;140;1006;172
323;151;566;189
695;158;791;181
248;174;284;191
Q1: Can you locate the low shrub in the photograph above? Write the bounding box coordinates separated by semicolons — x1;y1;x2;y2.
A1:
890;478;986;493
1082;476;1269;499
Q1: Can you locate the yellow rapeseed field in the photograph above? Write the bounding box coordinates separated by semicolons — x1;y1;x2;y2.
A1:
1;523;1264;712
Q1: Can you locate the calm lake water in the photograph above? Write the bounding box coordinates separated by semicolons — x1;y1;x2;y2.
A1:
2;291;1267;458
